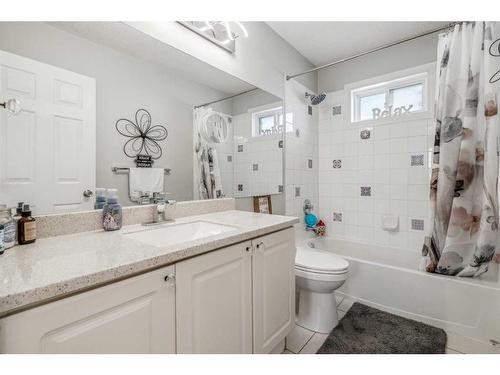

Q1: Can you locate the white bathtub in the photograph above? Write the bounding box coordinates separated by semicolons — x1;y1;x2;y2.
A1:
299;236;500;349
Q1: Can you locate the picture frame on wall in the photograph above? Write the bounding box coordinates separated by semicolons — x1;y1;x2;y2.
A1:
253;195;272;214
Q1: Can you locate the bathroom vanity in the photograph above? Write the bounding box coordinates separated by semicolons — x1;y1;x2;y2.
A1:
0;209;298;354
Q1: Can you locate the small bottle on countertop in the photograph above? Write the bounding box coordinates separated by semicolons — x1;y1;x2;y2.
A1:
0;204;16;249
18;204;36;245
13;202;23;245
0;224;5;255
102;189;122;231
94;188;107;209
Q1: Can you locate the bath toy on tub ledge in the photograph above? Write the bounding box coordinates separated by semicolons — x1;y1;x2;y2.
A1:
314;219;326;236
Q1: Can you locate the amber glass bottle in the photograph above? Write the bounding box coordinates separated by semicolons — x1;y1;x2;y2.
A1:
18;204;36;245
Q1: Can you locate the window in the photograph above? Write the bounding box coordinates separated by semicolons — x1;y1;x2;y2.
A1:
252;107;283;136
351;72;427;123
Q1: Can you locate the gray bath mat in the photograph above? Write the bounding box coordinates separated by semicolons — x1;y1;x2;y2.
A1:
317;303;447;354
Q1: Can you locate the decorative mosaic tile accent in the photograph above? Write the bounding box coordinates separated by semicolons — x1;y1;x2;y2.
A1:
278;185;284;193
332;105;342;116
295;187;301;197
238;184;243;192
411;219;425;231
360;129;371;140
295;129;300;138
411;154;424;166
237;144;243;152
332;159;342;169
360;186;371;197
333;212;343;222
252;164;259;171
278;140;283;148
308;105;312;115
227;155;232;162
308;159;313;169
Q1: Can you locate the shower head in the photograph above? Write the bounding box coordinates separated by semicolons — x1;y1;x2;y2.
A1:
305;92;326;105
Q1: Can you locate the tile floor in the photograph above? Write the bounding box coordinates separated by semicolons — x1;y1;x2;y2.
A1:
282;295;488;354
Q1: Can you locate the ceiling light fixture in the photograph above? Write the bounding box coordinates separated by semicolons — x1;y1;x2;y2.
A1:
177;21;249;53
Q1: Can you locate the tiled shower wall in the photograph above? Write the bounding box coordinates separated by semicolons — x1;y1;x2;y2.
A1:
317;90;434;252
285;79;319;222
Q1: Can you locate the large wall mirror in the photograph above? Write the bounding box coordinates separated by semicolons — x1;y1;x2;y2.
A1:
0;22;284;216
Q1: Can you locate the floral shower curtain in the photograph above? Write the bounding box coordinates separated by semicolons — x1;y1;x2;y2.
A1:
422;22;500;277
193;107;225;200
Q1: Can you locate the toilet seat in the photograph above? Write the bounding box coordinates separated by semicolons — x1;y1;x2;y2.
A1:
295;246;349;275
295;266;348;282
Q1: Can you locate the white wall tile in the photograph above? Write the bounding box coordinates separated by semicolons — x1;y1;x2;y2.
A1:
315;87;434;252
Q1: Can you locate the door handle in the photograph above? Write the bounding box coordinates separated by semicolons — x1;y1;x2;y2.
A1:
83;189;94;198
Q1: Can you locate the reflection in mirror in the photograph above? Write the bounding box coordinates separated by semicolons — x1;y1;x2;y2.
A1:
193;88;284;213
0;22;284;215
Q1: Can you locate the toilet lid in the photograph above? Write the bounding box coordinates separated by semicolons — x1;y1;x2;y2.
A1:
295;246;349;273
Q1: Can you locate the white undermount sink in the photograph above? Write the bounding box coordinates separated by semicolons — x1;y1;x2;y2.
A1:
124;220;239;248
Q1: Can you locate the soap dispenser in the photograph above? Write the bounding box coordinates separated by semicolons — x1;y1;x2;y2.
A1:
102;189;122;231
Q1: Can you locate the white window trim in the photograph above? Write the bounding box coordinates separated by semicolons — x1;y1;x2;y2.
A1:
345;62;436;127
250;103;283;137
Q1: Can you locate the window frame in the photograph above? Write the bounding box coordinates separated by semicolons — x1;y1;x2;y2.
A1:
346;63;435;126
252;106;283;137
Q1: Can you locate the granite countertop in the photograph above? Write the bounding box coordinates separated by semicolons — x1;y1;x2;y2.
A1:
0;210;298;317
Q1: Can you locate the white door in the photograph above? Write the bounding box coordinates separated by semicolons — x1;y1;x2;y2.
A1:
0;50;96;214
0;266;176;354
252;228;296;353
176;242;253;353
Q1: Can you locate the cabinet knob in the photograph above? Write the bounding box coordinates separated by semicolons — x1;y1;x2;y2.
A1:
245;246;252;253
256;242;265;249
164;273;175;286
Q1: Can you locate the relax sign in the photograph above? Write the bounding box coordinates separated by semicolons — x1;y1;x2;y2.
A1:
372;104;413;119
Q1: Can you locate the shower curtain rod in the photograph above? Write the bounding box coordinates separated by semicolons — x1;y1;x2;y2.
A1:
286;22;461;80
194;87;258;109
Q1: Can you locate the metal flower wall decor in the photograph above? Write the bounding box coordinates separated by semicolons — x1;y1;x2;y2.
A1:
116;109;168;160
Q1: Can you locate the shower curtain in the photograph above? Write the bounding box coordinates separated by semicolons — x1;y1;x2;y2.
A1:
193;107;225;200
422;22;500;277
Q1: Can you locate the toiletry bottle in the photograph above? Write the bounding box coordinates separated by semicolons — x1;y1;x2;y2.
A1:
0;204;16;249
102;189;122;231
94;188;107;209
0;224;4;255
18;204;36;245
13;202;23;245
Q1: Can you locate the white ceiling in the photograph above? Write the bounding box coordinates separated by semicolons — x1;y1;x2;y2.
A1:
267;22;450;67
50;22;254;95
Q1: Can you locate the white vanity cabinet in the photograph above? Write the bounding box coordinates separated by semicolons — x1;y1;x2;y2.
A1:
0;266;176;354
0;227;295;354
252;228;296;353
176;227;295;354
176;240;253;353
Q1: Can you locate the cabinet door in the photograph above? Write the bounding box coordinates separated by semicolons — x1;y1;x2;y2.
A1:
176;241;253;353
0;266;176;354
252;227;296;353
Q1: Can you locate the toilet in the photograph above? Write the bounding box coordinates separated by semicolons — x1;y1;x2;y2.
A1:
295;244;349;333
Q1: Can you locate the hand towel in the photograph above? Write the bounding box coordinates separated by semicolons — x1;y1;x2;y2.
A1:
129;168;164;199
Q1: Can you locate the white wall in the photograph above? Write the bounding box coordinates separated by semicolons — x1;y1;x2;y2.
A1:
285;79;319;222
0;22;229;206
126;22;318;97
318;33;439;93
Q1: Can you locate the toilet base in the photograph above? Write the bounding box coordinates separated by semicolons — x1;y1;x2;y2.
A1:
296;288;338;334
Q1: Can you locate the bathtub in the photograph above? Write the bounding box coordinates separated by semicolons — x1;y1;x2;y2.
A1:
299;236;500;349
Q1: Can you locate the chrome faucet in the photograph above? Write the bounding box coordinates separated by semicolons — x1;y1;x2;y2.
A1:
143;200;177;226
